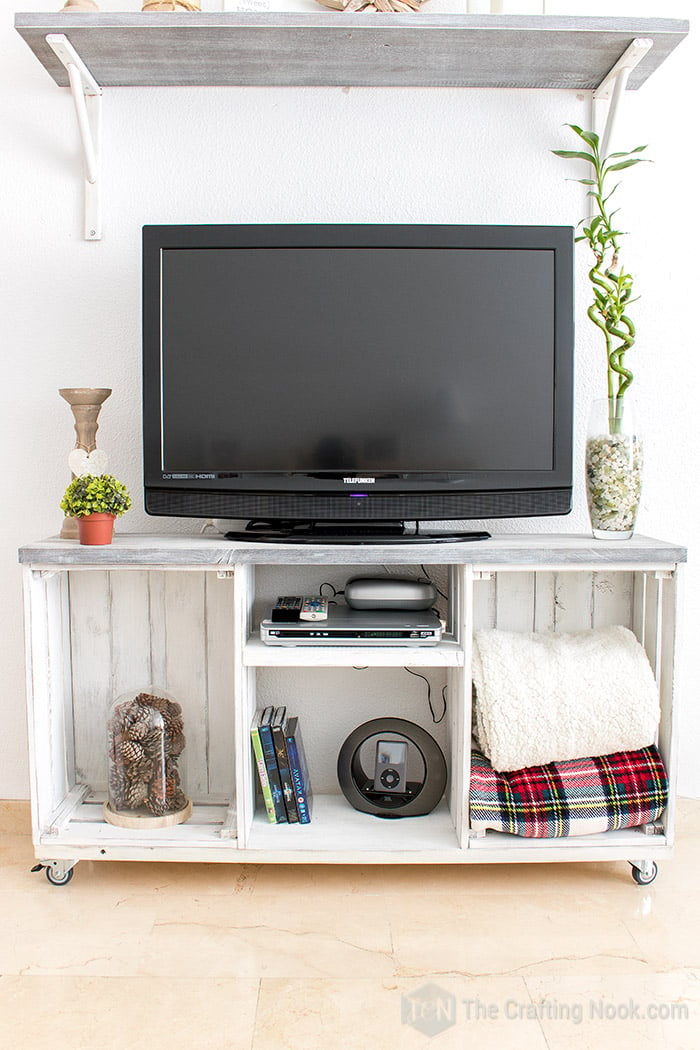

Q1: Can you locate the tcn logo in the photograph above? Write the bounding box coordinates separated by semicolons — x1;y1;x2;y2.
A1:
401;984;457;1037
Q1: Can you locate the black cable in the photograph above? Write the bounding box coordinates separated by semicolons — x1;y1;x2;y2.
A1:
404;667;447;724
349;665;447;724
420;563;447;601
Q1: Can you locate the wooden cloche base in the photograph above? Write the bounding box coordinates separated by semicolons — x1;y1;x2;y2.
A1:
103;798;192;830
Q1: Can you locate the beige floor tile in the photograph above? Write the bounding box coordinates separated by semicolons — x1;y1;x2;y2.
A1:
54;857;263;899
0;884;158;976
253;976;551;1050
620;888;700;971
0;975;259;1050
0;834;38;891
1;799;699;1047
386;889;649;978
250;857;614;898
0;864;394;979
524;971;700;1050
139;891;395;979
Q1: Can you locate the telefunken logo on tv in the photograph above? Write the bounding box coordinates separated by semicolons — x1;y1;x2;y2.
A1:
342;477;376;484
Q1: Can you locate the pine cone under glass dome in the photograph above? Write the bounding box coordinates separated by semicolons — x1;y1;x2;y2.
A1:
105;687;191;828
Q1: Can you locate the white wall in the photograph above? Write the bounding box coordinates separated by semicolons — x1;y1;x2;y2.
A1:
2;0;697;797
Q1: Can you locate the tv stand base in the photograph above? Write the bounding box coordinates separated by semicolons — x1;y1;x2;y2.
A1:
225;520;492;544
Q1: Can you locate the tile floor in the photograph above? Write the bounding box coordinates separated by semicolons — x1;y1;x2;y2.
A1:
1;799;698;1050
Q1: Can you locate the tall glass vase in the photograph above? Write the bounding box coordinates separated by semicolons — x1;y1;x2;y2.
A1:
585;398;643;540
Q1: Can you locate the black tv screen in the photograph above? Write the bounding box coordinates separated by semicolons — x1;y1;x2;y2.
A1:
143;224;574;539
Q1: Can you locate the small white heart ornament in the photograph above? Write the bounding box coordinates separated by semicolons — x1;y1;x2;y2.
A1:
68;448;109;477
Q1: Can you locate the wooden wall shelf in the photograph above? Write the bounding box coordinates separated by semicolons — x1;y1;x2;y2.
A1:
13;11;689;238
15;12;689;90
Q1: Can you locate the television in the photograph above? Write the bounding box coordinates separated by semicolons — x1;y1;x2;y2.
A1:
142;223;574;542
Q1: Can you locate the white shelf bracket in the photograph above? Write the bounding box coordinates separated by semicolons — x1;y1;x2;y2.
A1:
592;38;653;157
46;34;103;241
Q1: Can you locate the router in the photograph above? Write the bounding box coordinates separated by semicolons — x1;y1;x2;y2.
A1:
344;576;437;610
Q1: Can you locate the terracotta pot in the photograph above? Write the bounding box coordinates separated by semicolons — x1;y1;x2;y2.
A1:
77;513;115;546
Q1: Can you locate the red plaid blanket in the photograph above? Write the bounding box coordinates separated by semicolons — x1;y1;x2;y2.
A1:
470;745;667;838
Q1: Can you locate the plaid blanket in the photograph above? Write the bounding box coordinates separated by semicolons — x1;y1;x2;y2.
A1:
469;746;668;838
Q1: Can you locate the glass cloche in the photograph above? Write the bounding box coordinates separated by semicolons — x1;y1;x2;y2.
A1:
104;687;191;827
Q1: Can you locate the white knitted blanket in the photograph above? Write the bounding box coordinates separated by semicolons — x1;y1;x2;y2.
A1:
472;625;660;772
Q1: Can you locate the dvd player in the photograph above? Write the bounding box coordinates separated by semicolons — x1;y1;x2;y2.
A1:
260;607;443;646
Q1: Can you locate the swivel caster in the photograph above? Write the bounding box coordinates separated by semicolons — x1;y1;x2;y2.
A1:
32;862;76;886
46;866;74;886
630;861;658;886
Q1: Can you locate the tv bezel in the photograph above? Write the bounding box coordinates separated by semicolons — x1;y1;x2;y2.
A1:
142;223;574;529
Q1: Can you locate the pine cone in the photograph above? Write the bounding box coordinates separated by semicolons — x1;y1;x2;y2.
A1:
125;780;148;809
120;739;145;764
167;731;186;757
139;692;167;713
141;732;165;761
125;718;150;741
109;767;128;808
164;714;184;735
145;789;168;816
108;730;123;763
165;755;181;777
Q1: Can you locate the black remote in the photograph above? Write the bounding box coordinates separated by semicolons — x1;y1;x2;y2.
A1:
271;596;304;622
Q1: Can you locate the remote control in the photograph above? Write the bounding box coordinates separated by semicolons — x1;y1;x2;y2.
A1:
300;596;329;621
271;596;304;622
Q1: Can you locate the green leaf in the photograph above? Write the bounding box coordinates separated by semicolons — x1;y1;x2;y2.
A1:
606;145;647;160
605;158;647;173
565;125;600;149
602;187;621;206
552;149;596;164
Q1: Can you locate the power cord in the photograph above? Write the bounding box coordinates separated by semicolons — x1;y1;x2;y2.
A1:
404;667;447;725
419;564;447;601
349;665;447;724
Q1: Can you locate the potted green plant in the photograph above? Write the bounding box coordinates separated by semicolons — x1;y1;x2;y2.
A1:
61;473;132;545
553;124;648;539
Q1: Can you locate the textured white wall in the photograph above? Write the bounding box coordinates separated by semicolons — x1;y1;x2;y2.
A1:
1;0;697;797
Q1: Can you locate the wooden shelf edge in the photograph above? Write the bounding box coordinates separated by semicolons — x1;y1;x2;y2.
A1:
15;12;689;91
18;533;688;569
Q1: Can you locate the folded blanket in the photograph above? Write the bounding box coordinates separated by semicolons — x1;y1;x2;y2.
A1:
472;625;660;772
469;746;668;838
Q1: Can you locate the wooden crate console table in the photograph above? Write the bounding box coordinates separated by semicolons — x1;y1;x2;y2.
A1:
19;532;685;885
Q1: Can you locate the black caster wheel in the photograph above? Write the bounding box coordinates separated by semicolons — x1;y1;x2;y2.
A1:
45;866;74;887
631;862;657;886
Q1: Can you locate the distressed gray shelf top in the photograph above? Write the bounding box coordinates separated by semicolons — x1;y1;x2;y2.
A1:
15;12;689;90
18;533;687;569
